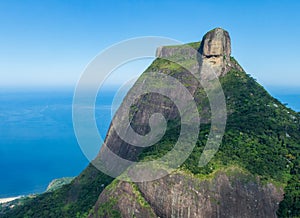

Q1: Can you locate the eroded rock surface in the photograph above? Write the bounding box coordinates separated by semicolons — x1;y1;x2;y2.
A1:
137;170;283;218
91;169;283;218
199;27;244;77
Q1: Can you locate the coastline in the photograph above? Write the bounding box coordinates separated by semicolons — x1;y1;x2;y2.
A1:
0;177;74;206
0;196;22;204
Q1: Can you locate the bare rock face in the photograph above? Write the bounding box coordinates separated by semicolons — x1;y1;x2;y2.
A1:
200;28;231;58
91;169;283;218
136;170;283;218
199;28;232;77
156;44;198;59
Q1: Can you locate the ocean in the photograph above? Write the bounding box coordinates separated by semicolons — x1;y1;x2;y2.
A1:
0;89;118;198
0;88;299;198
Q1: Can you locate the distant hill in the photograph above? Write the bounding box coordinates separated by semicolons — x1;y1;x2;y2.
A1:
46;177;74;193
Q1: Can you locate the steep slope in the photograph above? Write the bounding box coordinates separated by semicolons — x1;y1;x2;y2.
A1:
3;28;300;218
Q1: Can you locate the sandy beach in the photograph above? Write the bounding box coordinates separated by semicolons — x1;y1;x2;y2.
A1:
0;196;22;204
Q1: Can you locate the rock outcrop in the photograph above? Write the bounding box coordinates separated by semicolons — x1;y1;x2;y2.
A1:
199;28;232;77
156;28;243;78
91;169;283;218
156;43;199;60
136;170;283;218
199;28;231;59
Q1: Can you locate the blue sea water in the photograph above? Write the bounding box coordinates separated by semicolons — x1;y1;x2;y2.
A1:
266;86;300;112
0;87;299;198
273;94;300;112
0;89;118;198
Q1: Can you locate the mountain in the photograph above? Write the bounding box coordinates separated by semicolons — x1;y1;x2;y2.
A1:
3;28;300;218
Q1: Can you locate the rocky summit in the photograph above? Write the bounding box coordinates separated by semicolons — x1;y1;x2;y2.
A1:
4;28;300;218
199;28;232;77
156;27;243;78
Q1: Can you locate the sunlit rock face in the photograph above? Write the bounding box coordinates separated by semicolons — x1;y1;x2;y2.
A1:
199;28;233;77
200;28;231;58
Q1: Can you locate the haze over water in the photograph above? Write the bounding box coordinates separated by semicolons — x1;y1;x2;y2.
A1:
0;89;117;198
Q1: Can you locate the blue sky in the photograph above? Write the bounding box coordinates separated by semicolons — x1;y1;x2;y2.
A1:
0;0;300;89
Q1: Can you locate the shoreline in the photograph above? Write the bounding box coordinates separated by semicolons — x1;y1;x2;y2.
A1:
0;196;22;204
0;177;74;206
